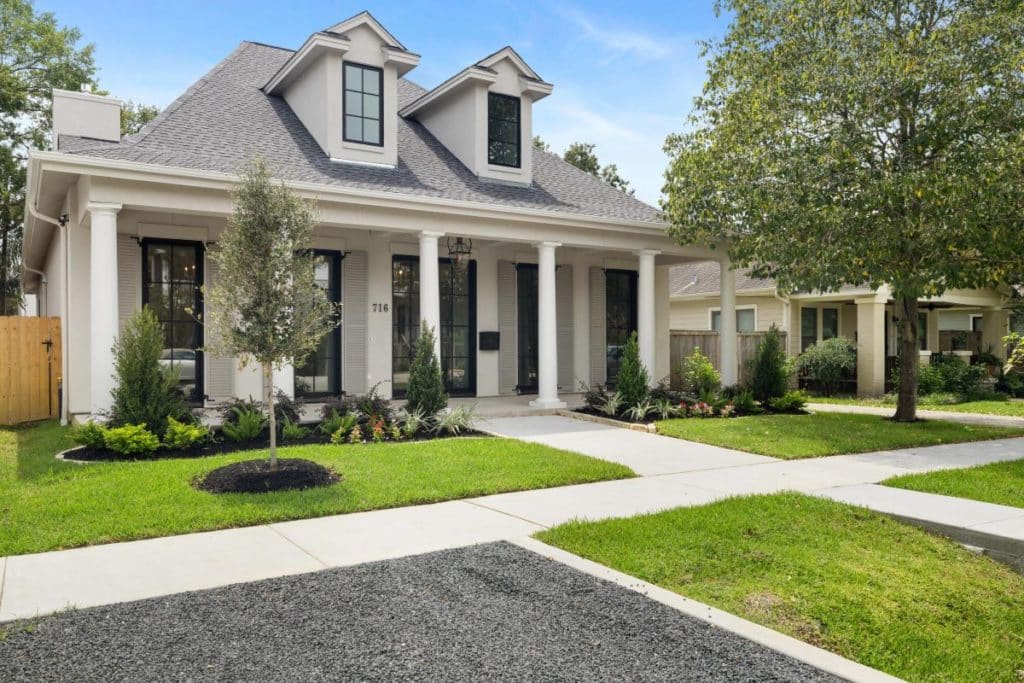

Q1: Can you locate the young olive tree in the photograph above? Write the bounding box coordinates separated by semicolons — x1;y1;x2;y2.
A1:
205;159;336;466
662;0;1024;421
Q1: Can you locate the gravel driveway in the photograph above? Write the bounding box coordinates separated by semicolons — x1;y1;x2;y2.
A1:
0;542;838;682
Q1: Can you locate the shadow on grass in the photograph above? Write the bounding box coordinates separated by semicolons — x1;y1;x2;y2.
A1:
12;419;73;481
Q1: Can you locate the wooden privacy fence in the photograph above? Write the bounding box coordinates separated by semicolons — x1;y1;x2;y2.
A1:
0;317;61;425
669;330;787;388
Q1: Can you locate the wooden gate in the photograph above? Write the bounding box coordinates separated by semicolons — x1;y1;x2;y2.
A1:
0;317;61;424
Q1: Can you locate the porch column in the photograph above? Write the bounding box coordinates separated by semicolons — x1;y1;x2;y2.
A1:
981;308;1009;359
636;249;660;387
855;295;887;396
88;202;122;417
719;259;738;386
530;241;566;409
419;231;443;359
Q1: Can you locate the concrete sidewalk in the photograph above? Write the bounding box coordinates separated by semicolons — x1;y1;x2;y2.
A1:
3;415;1024;623
808;401;1024;428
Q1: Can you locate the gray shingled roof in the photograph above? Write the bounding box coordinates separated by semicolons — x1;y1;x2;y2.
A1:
669;261;776;297
59;41;662;225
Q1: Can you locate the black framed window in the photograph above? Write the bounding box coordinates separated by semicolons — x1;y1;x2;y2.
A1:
343;62;383;146
295;251;342;397
516;264;538;392
391;256;420;396
487;93;521;167
822;308;839;340
801;308;818;351
605;269;638;385
142;240;204;403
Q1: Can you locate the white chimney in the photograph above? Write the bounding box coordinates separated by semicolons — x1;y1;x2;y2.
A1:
51;89;122;150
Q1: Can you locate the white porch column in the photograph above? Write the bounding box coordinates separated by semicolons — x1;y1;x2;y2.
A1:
855;295;887;396
636;249;660;386
981;308;1010;360
419;231;443;359
719;259;738;386
530;241;566;409
88;202;122;417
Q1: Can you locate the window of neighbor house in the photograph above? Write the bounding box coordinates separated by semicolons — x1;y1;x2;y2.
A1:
343;63;383;146
919;312;928;351
822;308;839;340
801;308;818;351
711;309;755;333
488;93;521;167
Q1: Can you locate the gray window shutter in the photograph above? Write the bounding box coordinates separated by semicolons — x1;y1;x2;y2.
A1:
203;254;235;401
117;234;140;330
498;260;517;394
556;264;573;390
342;250;368;396
590;266;606;386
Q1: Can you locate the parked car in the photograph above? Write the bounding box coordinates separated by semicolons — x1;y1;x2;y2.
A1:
159;348;196;382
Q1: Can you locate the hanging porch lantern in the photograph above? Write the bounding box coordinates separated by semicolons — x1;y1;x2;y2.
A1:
447;236;473;267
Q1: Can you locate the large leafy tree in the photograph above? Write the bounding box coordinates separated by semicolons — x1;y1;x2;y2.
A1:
561;141;635;195
120;100;158;136
662;0;1024;421
205;159;337;467
1;0;97;314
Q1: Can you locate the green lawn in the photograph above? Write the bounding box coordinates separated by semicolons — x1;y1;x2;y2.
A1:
885;459;1024;509
812;396;1024;418
537;493;1024;683
656;412;1024;459
0;421;633;556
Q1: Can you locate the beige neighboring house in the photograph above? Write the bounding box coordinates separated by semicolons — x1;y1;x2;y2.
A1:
22;11;735;423
670;261;1014;396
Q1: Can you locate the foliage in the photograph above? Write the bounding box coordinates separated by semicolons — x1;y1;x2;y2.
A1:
205;159;337;465
162;417;211;449
398;408;426;439
119;100;158;136
598;391;624;417
108;307;189;436
69;421;106;449
220;406;266;443
563;142;634;194
662;0;1024;422
1;0;98;315
651;398;682;420
432;405;478;436
280;418;309;442
796;337;855;398
356;382;393;424
729;390;762;416
680;347;720;397
328;413;361;445
748;325;790;402
347;425;363;444
531;135;550;152
625;400;655;422
404;323;448;417
579;380;611;412
649;379;686;404
768;390;808;414
272;390;304;426
899;355;988;397
616;332;650;407
103;424;160;455
318;395;359;421
1005;332;1024;374
319;409;350;437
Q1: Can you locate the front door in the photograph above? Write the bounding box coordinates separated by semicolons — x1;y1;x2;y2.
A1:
516;264;538;393
392;256;477;396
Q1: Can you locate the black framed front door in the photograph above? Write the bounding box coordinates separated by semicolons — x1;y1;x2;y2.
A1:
142;239;204;403
392;256;477;397
516;263;538;393
605;269;638;386
295;251;342;398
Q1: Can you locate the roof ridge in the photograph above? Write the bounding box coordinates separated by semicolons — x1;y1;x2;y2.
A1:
536;145;661;214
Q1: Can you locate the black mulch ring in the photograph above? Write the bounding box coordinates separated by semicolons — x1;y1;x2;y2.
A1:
195;458;340;494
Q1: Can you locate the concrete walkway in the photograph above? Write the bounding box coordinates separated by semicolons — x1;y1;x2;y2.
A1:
3;416;1024;625
808;401;1024;428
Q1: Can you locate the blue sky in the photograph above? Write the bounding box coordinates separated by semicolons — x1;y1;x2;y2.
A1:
36;1;728;205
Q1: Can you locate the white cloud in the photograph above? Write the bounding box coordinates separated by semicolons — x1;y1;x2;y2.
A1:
559;6;673;60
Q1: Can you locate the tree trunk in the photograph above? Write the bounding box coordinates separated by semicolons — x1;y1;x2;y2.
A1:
894;294;919;422
263;362;277;468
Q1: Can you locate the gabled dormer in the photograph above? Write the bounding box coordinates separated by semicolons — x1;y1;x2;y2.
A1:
265;11;419;167
400;47;552;186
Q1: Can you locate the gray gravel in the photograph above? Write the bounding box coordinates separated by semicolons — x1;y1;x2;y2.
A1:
0;542;840;682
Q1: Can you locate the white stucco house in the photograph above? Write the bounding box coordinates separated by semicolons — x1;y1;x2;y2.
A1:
22;11;738;423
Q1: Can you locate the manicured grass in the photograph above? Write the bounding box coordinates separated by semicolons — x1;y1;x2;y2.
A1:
812;396;1024;418
537;493;1024;683
656;412;1024;459
0;421;633;556
885;459;1024;509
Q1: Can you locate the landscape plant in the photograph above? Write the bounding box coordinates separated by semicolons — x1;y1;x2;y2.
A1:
748;325;789;402
103;424;160;456
432;405;478;436
615;332;650;407
162;417;211;449
220;406;266;443
70;421;107;449
795;337;855;397
280;418;309;442
404;322;448;417
768;390;808;414
205;159;337;467
680;347;720;398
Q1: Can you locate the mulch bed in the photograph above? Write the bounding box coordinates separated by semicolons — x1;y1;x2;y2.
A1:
572;407;650;425
195;458;340;494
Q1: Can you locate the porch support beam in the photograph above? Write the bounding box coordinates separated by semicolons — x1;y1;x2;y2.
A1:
981;308;1009;359
419;230;443;360
855;295;887;397
88;201;122;418
636;249;660;386
530;241;566;409
719;259;738;386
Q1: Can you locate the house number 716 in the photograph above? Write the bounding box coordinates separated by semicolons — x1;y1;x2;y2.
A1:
372;303;390;313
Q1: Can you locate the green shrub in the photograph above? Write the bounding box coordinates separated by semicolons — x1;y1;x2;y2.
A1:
917;364;945;395
730;390;763;416
398;408;426;439
432;405;478;436
280;417;309;441
162;417;211;449
599;391;624;417
796;337;855;397
220;406;266;442
934;356;987;396
356;382;394;424
768;390;808;414
625;399;654;422
749;325;790;402
103;423;160;455
319;409;350;436
405;322;448;417
616;332;650;407
652;398;682;420
319;395;359;421
219;391;301;428
681;347;720;397
108;307;188;436
70;421;108;449
329;413;361;444
579;380;610;411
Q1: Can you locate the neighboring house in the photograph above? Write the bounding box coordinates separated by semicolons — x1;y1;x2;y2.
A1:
670;261;1014;396
22;11;726;423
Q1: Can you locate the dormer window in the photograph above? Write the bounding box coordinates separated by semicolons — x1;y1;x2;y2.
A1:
343;63;383;146
487;93;521;168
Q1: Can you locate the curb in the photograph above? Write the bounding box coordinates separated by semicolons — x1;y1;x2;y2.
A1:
555;410;657;433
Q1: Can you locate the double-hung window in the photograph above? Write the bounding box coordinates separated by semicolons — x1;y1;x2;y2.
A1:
487;93;521;167
343;63;383;146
